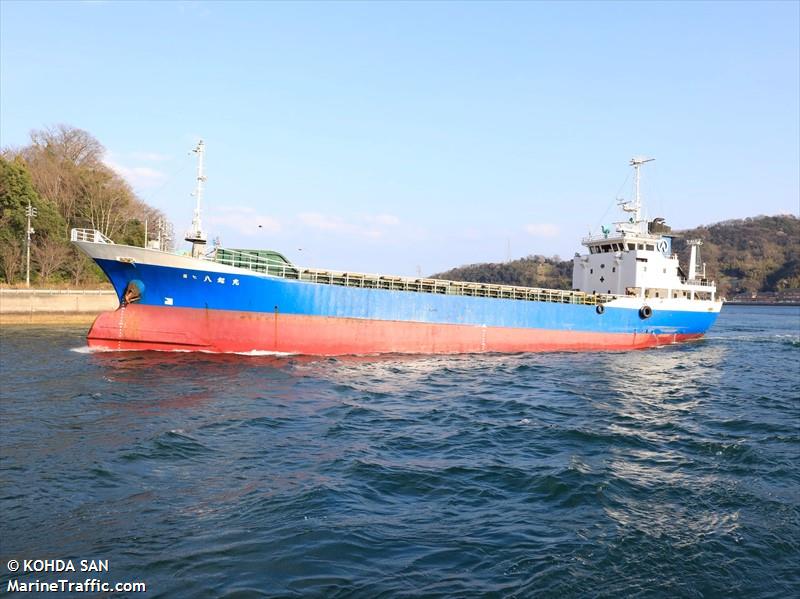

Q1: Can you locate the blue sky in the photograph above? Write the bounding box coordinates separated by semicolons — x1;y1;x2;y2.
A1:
2;1;798;275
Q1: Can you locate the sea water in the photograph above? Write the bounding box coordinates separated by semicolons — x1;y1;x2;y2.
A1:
1;305;798;597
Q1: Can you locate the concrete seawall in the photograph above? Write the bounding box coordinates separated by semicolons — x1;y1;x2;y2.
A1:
0;289;119;325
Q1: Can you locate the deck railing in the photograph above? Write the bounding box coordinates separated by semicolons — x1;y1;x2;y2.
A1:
71;228;114;244
206;247;613;307
680;277;715;288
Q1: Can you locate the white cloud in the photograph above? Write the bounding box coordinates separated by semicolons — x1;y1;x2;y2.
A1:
206;207;281;235
365;213;400;226
130;151;172;162
524;223;560;238
297;212;403;239
298;212;350;232
103;158;167;189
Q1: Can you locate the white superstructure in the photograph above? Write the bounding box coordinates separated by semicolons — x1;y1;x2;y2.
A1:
572;158;717;303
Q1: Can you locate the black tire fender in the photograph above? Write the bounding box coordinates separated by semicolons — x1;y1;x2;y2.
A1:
596;304;605;315
639;305;653;319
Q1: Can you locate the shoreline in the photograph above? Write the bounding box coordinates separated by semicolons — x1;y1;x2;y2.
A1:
1;313;100;326
725;302;800;307
0;289;118;327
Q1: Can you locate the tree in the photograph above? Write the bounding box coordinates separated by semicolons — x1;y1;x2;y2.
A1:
78;164;138;239
18;125;103;238
1;124;173;287
64;247;95;286
0;238;23;284
29;124;104;166
15;125;170;244
0;156;67;285
0;155;65;244
32;237;69;283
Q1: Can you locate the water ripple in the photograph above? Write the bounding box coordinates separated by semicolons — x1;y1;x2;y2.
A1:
1;306;798;597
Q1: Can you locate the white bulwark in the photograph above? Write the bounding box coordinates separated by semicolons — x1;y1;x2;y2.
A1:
572;158;718;303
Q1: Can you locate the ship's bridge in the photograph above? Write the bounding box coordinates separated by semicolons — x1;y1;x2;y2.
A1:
572;223;716;302
571;158;717;302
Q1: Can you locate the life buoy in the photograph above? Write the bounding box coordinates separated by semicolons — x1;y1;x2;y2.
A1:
639;305;653;319
596;304;605;315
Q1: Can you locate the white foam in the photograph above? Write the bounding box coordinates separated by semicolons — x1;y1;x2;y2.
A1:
229;349;297;357
69;345;296;356
70;345;105;354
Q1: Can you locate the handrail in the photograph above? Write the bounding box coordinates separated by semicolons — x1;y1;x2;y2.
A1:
581;232;662;244
71;228;114;244
204;247;615;307
680;278;715;287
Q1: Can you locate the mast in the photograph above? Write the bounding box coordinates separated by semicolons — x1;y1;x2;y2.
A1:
185;140;208;258
630;156;654;232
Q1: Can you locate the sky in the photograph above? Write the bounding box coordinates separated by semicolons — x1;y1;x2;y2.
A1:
1;1;798;276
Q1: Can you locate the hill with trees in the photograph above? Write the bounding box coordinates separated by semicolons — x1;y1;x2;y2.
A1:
433;215;800;297
0;125;168;286
432;255;573;291
671;216;799;295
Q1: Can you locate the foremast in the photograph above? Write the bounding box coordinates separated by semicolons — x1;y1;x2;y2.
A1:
185;140;208;259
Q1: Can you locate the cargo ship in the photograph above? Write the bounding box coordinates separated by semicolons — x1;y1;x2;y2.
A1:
72;145;722;354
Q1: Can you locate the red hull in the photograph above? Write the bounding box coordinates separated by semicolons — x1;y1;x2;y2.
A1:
86;305;703;355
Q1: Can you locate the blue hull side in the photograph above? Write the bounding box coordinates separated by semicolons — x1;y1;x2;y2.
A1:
95;259;720;337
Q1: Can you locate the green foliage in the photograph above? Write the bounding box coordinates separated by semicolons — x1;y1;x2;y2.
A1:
0;125;170;286
672;215;800;295
120;218;146;247
0;156;65;244
433;255;572;289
